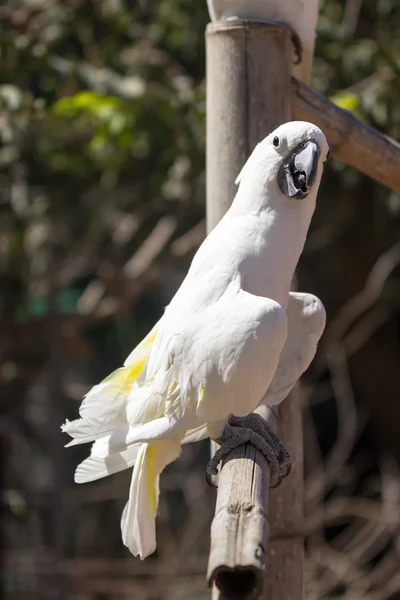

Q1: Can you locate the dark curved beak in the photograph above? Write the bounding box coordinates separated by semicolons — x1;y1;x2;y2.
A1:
278;140;319;200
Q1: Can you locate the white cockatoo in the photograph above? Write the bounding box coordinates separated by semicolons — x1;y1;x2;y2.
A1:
62;121;328;560
206;0;320;84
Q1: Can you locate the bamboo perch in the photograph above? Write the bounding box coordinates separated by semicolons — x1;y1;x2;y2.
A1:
291;77;400;193
206;21;303;600
207;406;279;599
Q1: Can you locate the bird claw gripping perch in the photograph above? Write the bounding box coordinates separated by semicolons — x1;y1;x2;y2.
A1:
206;413;291;488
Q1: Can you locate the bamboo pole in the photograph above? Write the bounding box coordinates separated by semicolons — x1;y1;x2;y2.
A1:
206;20;291;228
206;20;303;600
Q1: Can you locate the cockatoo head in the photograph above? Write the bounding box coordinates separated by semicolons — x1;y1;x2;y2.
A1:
235;121;329;205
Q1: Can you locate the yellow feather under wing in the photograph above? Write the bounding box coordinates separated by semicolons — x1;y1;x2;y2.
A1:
62;324;159;445
124;320;160;367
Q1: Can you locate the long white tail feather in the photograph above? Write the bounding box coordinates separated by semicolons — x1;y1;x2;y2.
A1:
64;413;180;450
121;440;181;559
89;436;113;458
75;444;140;483
62;383;163;448
62;418;115;446
75;420;208;484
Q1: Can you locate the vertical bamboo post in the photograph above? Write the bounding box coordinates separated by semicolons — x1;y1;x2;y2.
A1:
206;20;291;228
206;20;304;600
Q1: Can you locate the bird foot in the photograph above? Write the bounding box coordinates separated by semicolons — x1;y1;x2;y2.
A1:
206;413;291;488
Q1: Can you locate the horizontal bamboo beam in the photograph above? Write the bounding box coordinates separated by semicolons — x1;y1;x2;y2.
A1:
291;77;400;192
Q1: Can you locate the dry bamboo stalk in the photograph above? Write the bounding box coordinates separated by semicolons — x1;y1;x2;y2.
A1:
206;20;302;600
207;406;278;599
206;20;291;231
291;77;400;192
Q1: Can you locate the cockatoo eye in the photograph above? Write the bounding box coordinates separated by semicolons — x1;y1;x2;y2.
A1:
273;136;280;147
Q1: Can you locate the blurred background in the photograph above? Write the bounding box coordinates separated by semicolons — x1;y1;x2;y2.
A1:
1;0;400;598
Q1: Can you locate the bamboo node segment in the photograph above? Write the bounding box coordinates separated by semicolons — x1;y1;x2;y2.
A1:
226;502;257;515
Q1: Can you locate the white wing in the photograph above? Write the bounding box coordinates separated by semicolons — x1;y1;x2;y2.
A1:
206;0;320;83
260;291;325;406
181;290;325;444
146;274;288;423
61;321;161;445
68;276;287;482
